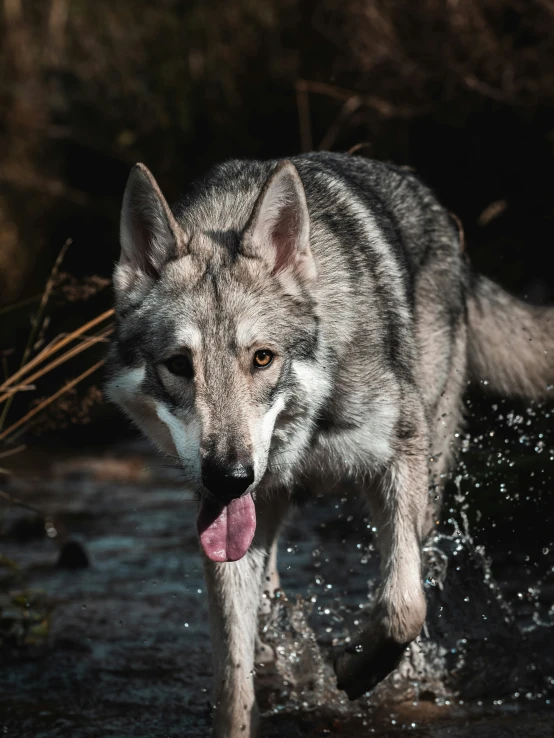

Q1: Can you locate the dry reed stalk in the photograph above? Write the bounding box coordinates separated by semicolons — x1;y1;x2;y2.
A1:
0;326;113;404
0;308;114;393
1;385;36;395
23;240;71;361
295;78;429;119
0;359;105;443
0;240;72;431
0;443;25;459
318;95;362;150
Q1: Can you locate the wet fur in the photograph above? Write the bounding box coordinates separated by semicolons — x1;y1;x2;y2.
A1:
106;152;554;737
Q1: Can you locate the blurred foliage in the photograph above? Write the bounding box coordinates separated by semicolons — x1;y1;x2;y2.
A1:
2;0;554;301
0;0;299;303
0;590;52;648
0;551;52;648
320;0;554;110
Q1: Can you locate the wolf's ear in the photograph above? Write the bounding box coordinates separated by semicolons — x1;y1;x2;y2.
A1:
242;161;316;283
116;163;187;292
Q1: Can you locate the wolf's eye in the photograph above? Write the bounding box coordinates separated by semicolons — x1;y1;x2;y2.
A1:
253;349;274;369
164;354;193;378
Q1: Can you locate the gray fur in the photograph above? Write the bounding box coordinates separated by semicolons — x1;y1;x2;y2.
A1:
106;152;554;737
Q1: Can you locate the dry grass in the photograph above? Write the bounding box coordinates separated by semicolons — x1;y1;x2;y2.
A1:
0;240;113;448
0;309;112;444
0;358;106;444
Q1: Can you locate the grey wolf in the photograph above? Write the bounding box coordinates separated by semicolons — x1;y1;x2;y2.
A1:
106;152;554;737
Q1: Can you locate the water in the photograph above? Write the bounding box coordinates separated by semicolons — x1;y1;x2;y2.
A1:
1;399;553;737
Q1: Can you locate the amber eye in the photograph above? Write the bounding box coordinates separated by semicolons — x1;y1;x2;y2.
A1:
253;349;274;369
164;354;193;378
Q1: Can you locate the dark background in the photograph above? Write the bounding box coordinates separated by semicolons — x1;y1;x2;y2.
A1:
3;1;554;301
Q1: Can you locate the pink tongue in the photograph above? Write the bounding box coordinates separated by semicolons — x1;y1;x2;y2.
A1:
197;494;256;562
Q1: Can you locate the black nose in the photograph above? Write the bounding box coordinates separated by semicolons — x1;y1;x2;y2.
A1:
201;460;255;501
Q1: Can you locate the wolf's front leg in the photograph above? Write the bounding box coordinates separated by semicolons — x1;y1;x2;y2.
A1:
335;428;429;699
203;498;287;738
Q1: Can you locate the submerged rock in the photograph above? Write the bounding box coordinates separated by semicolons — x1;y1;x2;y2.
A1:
56;539;89;569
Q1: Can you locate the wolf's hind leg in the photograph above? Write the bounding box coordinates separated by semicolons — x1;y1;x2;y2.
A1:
335;421;428;700
205;497;288;738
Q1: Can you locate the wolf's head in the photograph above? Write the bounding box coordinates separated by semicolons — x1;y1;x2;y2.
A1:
107;160;322;561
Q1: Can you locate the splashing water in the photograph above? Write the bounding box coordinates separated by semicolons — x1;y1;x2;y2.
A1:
254;396;554;731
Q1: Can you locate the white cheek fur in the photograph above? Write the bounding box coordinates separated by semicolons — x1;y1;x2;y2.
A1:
251;395;285;480
155;402;201;473
107;366;201;476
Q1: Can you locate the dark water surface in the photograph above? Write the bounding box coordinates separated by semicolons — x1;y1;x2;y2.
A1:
1;436;553;737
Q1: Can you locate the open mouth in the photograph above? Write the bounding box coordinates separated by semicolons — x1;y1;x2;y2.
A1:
197;493;256;562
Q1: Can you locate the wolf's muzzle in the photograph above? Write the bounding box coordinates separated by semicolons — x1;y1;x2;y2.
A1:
201;459;255;501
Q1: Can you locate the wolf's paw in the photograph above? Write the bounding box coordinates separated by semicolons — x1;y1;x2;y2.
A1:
334;633;409;700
